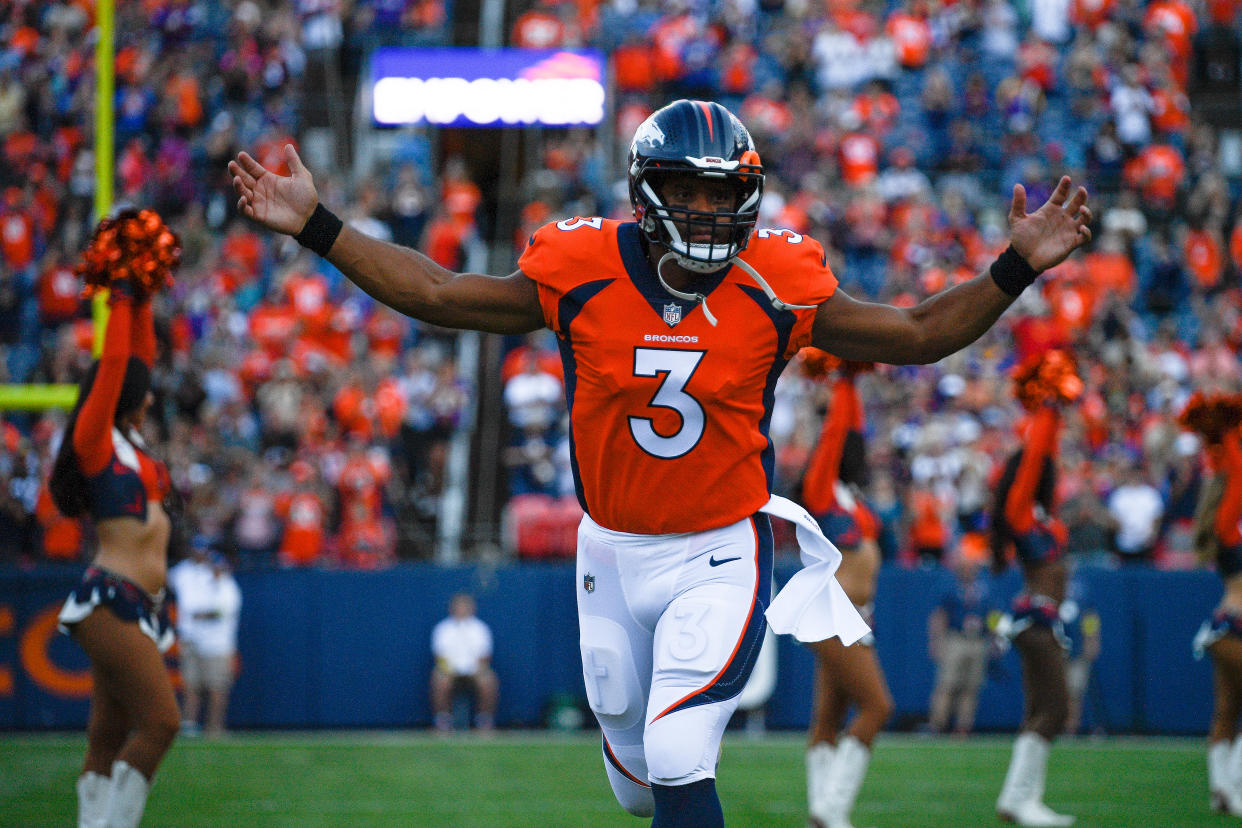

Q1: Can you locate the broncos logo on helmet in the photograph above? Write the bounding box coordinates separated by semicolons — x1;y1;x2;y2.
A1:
628;100;764;274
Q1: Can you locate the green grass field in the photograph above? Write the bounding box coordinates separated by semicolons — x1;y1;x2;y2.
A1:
0;731;1220;827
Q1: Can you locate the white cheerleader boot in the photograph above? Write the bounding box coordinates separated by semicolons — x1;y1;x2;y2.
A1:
101;761;150;828
820;736;872;828
76;770;109;828
806;742;836;827
1216;737;1242;816
997;733;1074;827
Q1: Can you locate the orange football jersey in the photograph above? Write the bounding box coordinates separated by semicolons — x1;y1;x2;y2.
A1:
518;218;837;534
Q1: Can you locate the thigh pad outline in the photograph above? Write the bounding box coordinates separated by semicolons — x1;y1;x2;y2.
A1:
580;615;646;731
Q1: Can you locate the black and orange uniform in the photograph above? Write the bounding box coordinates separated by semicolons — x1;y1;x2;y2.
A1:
803;375;871;551
996;406;1069;641
800;371;890;828
1192;419;1242;816
58;285;173;650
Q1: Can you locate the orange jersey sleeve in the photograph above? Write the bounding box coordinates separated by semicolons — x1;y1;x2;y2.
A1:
1005;406;1059;533
73;293;133;476
519;219;837;534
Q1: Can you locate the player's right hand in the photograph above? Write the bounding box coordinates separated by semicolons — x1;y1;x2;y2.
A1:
229;144;319;236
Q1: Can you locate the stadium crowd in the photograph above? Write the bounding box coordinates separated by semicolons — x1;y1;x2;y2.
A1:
0;0;1239;575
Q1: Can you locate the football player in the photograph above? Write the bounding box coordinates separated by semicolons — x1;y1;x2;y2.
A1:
231;98;1093;827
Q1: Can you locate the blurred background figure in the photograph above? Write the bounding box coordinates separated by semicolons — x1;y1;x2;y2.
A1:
430;593;498;733
991;351;1081;827
170;538;242;738
1182;392;1242;816
1060;573;1102;736
927;551;993;736
800;358;892;828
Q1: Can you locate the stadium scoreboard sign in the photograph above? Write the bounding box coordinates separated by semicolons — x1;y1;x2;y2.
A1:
371;48;606;128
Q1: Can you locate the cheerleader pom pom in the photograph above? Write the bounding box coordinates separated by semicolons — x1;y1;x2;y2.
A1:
75;208;181;298
1013;349;1083;412
1178;391;1242;445
797;347;840;380
796;348;874;380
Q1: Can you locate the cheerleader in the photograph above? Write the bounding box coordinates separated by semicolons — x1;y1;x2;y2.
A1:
49;210;180;828
800;355;892;828
992;350;1080;828
1182;392;1242;817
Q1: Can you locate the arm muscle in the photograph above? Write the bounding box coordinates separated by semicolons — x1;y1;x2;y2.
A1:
327;226;545;334
811;271;1016;364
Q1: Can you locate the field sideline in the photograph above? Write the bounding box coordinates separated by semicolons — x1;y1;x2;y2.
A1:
0;731;1217;827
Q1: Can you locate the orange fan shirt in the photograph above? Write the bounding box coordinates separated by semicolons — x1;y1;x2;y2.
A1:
518;219;835;534
277;490;326;566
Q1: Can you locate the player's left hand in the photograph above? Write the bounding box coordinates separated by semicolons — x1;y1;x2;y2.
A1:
1007;176;1092;273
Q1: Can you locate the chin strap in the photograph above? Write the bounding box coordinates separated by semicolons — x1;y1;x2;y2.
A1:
657;252;718;326
732;257;818;313
655;252;817;328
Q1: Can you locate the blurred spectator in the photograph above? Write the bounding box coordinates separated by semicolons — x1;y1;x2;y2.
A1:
335;498;396;569
229;470;281;568
34;477;84;564
927;554;992;735
170;540;242;738
1060;574;1101;735
275;462;329;567
909;489;949;566
1106;465;1166;564
430;593;498;732
503;347;564;497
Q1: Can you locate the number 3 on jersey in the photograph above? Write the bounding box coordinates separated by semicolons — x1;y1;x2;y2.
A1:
629;348;706;459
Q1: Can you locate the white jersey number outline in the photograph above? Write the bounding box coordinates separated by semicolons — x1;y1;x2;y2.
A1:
757;227;803;244
556;216;604;232
628;348;706;459
667;600;713;662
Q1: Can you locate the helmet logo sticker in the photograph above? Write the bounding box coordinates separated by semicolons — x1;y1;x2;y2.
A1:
633;118;666;148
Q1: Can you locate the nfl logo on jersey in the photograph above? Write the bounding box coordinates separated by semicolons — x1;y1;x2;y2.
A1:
583;573;595;593
663;303;682;327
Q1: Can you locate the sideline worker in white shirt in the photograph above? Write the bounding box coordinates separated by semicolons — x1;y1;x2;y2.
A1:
169;540;242;737
430;593;498;732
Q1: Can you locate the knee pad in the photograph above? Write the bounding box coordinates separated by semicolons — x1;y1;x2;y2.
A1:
579;616;645;731
601;738;654;817
645;705;724;785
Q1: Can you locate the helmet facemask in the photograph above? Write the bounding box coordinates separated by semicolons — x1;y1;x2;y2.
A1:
631;159;763;274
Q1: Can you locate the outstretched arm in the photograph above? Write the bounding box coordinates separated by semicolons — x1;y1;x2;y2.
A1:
1004;406;1060;533
131;294;156;367
811;177;1092;364
74;285;134;475
1218;432;1242;547
802;377;858;514
229;145;545;334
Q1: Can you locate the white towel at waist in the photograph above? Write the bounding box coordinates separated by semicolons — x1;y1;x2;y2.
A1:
761;494;871;646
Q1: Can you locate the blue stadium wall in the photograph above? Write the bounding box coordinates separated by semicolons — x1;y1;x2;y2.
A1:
0;564;1221;734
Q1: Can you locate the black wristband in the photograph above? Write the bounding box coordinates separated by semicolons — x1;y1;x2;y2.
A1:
294;203;343;257
989;245;1040;297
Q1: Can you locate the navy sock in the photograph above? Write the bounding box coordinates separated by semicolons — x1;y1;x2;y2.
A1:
650;779;724;828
